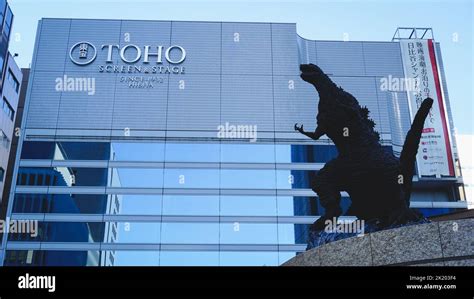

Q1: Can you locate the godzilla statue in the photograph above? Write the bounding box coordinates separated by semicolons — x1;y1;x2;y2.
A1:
294;64;433;244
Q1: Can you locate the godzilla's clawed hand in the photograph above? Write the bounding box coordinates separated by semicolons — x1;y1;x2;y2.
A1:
294;123;305;133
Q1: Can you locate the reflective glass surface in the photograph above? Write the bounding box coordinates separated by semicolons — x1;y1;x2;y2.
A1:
161;223;219;244
221;143;275;163
4;250;292;266
162;195;219;216
17;167;108;187
159;251;219;266
220;169;276;189
220;223;278;244
7;222;104;243
13;194;162;215
164;169;219;188
220;196;277;216
165;143;219;162
219;252;278;266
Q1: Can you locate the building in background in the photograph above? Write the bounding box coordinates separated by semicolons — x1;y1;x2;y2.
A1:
456;134;473;209
0;19;467;266
0;0;21;208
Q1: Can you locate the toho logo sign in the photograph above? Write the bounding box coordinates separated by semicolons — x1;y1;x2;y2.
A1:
69;42;186;66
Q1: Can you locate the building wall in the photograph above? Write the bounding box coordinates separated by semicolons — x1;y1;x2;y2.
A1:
0;53;21;203
1;19;465;266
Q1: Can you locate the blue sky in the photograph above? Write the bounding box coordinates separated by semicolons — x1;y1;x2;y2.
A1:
6;0;474;134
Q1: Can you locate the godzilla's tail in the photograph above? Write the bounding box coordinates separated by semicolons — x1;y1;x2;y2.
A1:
399;98;434;205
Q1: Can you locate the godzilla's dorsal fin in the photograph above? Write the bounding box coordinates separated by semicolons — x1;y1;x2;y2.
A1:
399;98;434;205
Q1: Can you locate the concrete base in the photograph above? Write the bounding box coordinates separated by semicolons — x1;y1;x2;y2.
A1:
282;219;474;266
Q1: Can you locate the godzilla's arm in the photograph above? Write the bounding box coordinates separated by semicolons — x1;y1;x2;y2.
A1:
294;123;325;140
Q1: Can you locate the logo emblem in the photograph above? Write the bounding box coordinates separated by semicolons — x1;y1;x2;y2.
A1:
69;41;97;65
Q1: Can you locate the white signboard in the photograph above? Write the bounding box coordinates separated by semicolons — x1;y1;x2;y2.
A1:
400;39;454;177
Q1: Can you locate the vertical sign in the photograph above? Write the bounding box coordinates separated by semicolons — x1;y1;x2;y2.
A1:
400;39;454;177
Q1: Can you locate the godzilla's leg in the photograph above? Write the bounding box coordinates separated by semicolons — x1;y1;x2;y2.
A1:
310;159;343;231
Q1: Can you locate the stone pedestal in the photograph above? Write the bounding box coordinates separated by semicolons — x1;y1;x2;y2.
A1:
282;219;473;266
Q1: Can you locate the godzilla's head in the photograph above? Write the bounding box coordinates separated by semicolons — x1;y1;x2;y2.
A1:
299;63;327;86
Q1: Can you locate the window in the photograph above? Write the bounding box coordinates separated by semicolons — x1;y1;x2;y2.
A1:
2;97;14;121
0;130;9;149
3;6;12;39
7;69;19;93
0;167;4;182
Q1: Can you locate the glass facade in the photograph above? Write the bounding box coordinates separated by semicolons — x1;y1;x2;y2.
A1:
1;19;464;266
0;0;12;91
8;140;349;266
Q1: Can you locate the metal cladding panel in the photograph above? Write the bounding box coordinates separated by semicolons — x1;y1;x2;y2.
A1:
171;22;221;75
119;20;172;65
167;74;220;130
34;19;71;72
363;42;404;77
112;75;168;130
330;76;383;134
315;41;365;76
435;43;457;153
221;23;272;75
64;19;122;73
271;23;298;76
25;71;63;128
25;19;455;146
57;72;116;129
387;91;411;149
221;74;274;132
273;75;317;133
375;76;392;135
297;36;317;65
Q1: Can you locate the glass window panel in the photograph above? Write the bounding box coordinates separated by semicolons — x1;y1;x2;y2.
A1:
20;142;112;160
220;170;276;189
276;170;315;189
110;168;163;188
219;252;278;266
220;196;277;216
17;167;108;187
113;194;162;215
220;223;277;244
7;222;105;243
107;251;159;266
278;223;311;245
4;250;101;266
277;196;320;216
112;222;161;244
164;169;219;189
13;194;108;214
20;141;55;159
160;251;219;266
111;142;165;161
165;143;219;162
161;223;219;244
162;195;219;216
221;144;275;163
55;142;111;160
